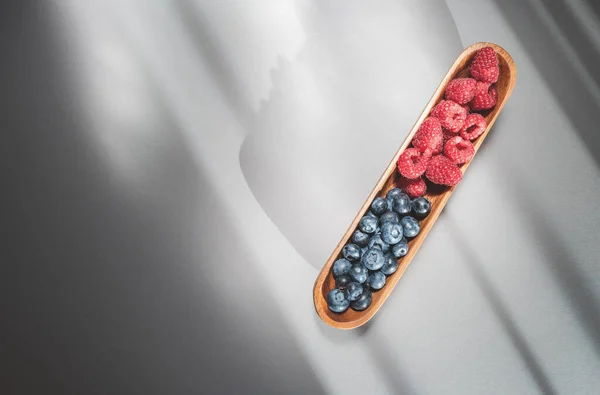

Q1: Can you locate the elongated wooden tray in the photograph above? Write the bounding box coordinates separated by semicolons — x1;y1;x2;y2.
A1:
313;42;517;329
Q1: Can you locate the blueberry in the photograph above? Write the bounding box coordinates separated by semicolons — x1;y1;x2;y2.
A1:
368;234;390;253
412;197;431;219
351;230;370;248
392;193;412;216
332;258;352;277
381;253;399;275
349;263;368;284
379;211;400;225
345;282;364;301
342;244;361;262
335;275;352;288
392;239;409;258
327;288;350;313
351;289;373;311
365;211;378;219
366;271;386;291
370;197;388;216
361;247;385;270
386;187;404;204
358;215;379;234
401;216;420;238
380;222;404;245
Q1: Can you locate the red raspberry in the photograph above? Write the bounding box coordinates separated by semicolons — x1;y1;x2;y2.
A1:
461;103;471;114
445;78;477;104
412;117;443;154
426;155;463;186
431;100;467;134
397;148;431;179
397;176;427;198
469;47;499;83
460;113;487;141
470;82;497;111
444;136;475;164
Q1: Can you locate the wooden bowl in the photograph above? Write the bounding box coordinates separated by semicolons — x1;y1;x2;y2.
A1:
313;42;517;329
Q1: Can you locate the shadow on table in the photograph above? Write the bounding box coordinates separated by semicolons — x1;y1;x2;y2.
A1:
491;0;600;169
447;220;558;395
2;2;326;394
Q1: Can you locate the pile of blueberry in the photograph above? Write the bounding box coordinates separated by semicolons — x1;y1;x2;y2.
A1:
327;188;431;313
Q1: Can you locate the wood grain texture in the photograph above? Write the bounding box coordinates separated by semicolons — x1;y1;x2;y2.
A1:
313;42;517;329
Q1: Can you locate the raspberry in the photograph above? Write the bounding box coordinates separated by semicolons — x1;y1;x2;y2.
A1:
470;82;497;111
445;78;477;104
460;113;487;141
397;176;427;198
397;148;430;179
469;47;499;83
461;103;471;114
412;117;443;154
431;100;467;133
444;136;475;164
426;155;462;186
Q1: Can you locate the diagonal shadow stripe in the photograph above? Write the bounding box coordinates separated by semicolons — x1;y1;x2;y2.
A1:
361;323;419;395
172;0;256;132
491;0;600;169
500;162;600;359
446;219;558;395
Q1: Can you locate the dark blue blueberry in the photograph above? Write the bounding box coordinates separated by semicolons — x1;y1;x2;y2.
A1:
392;239;409;258
361;247;385;270
381;253;399;275
327;288;350;313
351;230;370;248
365;211;378;218
392;192;412;216
401;216;420;238
368;234;390;253
342;244;361;262
358;215;379;234
351;289;372;311
349;263;368;284
379;211;400;225
380;222;404;245
345;282;364;301
412;197;431;219
366;271;386;291
332;258;352;278
335;275;352;288
370;197;388;216
386;188;404;204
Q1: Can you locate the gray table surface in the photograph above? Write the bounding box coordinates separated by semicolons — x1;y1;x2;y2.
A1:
4;1;600;394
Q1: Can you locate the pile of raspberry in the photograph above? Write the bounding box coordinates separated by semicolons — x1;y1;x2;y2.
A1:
396;47;499;196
